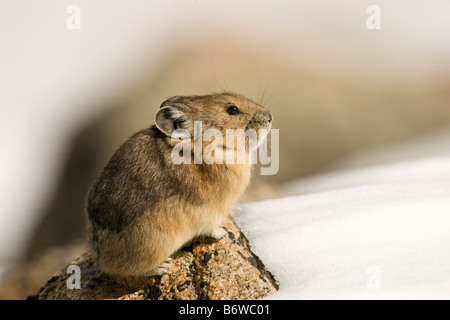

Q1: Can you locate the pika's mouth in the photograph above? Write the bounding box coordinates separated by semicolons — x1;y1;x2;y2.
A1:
245;112;273;132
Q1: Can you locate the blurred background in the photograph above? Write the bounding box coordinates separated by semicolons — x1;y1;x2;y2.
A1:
1;0;449;298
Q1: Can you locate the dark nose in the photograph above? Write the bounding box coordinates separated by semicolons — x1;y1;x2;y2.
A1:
268;112;273;124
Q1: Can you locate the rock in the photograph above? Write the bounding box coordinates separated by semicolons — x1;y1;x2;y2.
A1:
30;218;278;300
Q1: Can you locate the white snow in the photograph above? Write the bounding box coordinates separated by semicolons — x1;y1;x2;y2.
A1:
233;132;450;300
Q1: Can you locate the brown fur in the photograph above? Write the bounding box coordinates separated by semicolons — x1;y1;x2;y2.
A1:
87;92;272;277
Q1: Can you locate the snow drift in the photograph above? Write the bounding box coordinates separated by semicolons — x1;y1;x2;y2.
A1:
234;131;450;299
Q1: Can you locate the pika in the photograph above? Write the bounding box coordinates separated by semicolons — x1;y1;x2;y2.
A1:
87;92;272;278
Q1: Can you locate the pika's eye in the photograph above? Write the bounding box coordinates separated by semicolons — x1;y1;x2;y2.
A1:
226;105;240;115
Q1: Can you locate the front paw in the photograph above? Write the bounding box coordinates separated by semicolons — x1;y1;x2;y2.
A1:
209;227;228;240
145;258;173;277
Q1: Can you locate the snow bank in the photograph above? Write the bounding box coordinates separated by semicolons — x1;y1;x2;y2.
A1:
234;181;450;299
234;132;450;299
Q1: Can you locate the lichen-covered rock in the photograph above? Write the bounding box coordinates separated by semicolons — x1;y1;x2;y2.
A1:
30;218;277;300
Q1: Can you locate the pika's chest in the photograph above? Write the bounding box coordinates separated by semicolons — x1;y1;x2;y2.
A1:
196;163;251;205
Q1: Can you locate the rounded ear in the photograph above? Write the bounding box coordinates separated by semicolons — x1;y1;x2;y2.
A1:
155;106;190;136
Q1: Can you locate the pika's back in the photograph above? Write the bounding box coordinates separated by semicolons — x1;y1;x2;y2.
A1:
87;127;175;232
